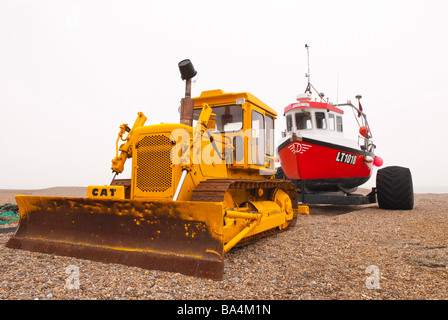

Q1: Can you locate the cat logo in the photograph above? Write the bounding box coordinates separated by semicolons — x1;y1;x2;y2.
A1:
87;186;125;199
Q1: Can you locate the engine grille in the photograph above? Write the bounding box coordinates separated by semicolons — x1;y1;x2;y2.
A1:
136;134;173;192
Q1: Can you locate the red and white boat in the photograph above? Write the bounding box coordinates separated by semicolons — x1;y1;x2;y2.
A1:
276;44;414;208
277;91;382;194
276;45;384;200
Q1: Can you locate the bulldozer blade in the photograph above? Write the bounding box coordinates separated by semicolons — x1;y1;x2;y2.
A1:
6;195;224;280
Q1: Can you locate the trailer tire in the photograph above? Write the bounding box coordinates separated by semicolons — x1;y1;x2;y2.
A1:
376;166;414;210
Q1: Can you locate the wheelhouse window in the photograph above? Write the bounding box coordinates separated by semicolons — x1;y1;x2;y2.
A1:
328;113;335;131
286;114;293;132
295;112;312;130
336;115;343;132
315;112;327;129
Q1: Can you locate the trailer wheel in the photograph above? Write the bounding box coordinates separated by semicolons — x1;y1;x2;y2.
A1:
376;166;414;210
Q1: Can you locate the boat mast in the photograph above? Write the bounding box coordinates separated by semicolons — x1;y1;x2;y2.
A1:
304;44;325;101
305;44;311;94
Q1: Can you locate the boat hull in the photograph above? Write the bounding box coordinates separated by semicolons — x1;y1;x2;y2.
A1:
277;137;374;192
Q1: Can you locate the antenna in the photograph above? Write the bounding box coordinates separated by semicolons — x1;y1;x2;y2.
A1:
336;70;339;106
305;44;311;93
303;44;325;101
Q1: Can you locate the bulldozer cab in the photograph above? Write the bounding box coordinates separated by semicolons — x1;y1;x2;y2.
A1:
193;89;277;175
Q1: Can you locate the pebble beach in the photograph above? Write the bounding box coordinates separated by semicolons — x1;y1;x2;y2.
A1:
0;187;447;300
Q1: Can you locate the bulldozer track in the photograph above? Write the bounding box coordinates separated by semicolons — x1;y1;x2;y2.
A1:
190;179;299;208
191;179;299;247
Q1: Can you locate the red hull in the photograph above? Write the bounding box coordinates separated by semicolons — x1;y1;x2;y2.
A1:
278;138;374;191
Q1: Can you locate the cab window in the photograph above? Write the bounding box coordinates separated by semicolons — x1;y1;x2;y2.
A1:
194;104;243;132
213;104;243;132
266;114;274;156
252;110;265;165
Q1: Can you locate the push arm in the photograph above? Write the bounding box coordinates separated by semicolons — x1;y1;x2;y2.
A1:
111;112;147;174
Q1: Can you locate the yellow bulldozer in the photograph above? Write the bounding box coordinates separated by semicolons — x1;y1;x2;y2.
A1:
6;60;308;280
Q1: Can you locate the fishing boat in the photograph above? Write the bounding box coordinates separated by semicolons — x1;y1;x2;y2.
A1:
276;45;385;204
277;92;382;193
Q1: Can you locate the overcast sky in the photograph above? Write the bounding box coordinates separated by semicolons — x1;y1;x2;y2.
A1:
1;0;447;192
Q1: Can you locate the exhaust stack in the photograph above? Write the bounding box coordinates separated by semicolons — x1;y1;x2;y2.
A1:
178;59;197;126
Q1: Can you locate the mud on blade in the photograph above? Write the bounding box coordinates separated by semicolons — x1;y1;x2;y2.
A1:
6;195;224;280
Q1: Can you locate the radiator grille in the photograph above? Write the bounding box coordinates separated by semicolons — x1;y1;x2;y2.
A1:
136;134;172;192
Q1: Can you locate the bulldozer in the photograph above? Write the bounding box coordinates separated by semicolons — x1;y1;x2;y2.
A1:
6;60;308;280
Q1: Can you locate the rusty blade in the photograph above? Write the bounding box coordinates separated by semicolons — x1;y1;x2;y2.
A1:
6;195;224;280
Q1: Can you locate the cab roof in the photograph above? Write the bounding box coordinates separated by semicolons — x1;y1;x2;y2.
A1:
193;89;277;117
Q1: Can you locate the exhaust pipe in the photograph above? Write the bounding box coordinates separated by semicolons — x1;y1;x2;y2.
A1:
178;59;197;126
